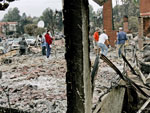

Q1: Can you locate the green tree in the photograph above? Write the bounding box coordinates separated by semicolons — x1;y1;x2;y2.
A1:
41;8;63;35
113;0;139;32
24;24;37;36
2;7;21;22
95;8;103;28
128;16;139;32
89;4;102;28
55;11;63;31
17;13;33;34
89;5;96;22
89;5;101;35
41;8;54;33
32;16;40;24
34;27;45;36
89;5;102;36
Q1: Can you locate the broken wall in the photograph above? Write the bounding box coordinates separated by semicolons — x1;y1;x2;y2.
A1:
143;18;150;36
140;0;150;16
139;0;150;37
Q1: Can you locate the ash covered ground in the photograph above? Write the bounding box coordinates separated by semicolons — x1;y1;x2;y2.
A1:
0;39;125;113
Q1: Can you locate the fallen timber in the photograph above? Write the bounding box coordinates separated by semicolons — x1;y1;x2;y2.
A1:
0;50;17;64
122;54;149;86
91;55;100;93
0;50;17;62
92;54;150;113
100;54;149;97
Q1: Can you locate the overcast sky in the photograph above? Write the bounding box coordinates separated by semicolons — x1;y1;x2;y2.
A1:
0;0;119;20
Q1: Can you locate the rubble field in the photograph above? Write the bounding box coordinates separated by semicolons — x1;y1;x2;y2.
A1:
0;50;123;113
1;38;150;113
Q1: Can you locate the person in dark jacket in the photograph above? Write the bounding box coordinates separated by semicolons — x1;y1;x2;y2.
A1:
19;37;28;55
0;37;2;42
116;27;128;58
45;30;53;58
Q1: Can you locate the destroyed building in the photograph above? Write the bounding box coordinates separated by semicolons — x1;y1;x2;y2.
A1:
0;22;18;37
1;0;150;113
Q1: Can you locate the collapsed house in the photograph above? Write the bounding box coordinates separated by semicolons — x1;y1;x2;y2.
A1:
92;0;150;113
1;0;150;113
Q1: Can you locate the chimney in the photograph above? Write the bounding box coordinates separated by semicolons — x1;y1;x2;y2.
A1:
103;0;117;47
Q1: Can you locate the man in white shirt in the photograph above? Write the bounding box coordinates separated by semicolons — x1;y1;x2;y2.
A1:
98;29;109;56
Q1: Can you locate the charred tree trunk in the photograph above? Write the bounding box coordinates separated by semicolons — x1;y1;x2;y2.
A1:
63;0;91;113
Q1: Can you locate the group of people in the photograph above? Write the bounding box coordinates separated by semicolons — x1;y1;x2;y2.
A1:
93;28;109;56
19;27;127;59
40;30;53;58
93;27;128;57
19;30;53;59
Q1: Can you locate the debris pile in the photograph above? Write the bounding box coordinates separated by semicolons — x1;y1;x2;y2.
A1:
92;37;150;113
0;37;150;113
0;39;67;113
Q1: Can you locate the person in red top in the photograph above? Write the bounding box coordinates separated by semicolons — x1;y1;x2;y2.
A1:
45;30;53;58
93;27;100;55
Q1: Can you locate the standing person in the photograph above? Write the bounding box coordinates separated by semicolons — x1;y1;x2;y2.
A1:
37;35;41;47
2;38;8;53
116;27;128;58
98;29;109;56
45;30;53;58
39;34;46;55
93;27;100;55
19;37;28;55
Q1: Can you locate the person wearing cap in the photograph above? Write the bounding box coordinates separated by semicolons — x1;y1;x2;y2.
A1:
98;29;109;56
116;27;128;58
93;27;100;55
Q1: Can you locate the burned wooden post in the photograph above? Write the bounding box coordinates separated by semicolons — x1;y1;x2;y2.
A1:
63;0;92;113
91;55;99;93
